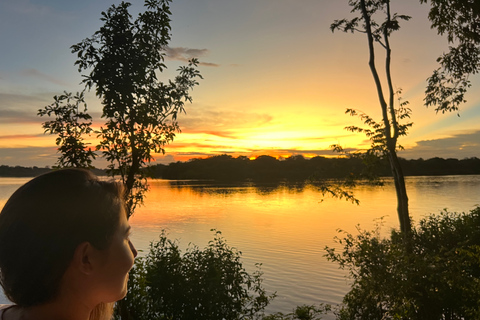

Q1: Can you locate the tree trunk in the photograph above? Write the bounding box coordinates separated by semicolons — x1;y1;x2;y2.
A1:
125;121;139;218
387;149;411;235
360;0;412;236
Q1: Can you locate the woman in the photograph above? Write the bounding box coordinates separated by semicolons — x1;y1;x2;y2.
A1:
0;169;137;320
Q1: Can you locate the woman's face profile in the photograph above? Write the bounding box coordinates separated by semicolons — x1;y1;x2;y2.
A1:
93;209;137;302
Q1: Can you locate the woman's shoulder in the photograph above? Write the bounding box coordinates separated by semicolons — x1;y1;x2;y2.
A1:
0;304;14;318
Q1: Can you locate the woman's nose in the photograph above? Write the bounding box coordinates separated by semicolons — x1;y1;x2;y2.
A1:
129;240;138;258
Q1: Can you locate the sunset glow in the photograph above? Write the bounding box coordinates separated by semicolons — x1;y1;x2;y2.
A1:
0;0;479;167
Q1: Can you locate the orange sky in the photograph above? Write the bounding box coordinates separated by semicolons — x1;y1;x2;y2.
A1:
0;0;479;167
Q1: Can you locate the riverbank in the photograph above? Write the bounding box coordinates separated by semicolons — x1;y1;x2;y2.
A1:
2;156;479;179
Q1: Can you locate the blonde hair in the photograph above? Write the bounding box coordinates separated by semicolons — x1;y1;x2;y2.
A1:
90;302;115;320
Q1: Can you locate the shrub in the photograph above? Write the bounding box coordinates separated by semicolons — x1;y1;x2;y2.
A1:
326;206;480;320
263;304;332;320
114;230;275;320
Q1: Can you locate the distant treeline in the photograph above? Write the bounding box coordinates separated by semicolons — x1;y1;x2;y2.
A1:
0;166;52;177
1;156;479;180
0;166;106;177
148;155;480;181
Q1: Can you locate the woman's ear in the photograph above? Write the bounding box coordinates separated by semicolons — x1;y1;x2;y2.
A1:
72;242;96;275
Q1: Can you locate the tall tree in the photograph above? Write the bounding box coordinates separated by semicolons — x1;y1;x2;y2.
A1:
331;0;413;235
40;0;202;216
421;0;480;114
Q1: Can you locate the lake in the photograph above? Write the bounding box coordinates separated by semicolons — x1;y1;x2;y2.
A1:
0;175;479;317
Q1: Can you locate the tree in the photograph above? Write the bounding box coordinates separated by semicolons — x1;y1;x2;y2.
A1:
38;90;96;168
421;0;480;114
331;0;413;235
40;0;202;216
326;207;480;319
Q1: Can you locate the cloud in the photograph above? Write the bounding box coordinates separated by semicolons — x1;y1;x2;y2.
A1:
0;134;43;140
150;154;176;165
180;109;273;134
0;91;104;126
159;140;347;161
20;68;67;86
168;141;247;151
0;91;55;112
165;47;219;67
278;148;355;156
196;130;240;139
0;108;40;124
0;92;49;106
0;146;57;167
0;145;111;168
400;130;480;159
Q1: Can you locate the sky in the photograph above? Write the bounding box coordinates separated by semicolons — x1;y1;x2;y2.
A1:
0;0;479;167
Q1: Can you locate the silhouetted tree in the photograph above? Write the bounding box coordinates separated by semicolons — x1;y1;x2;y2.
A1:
421;0;480;114
331;0;413;236
40;0;202;216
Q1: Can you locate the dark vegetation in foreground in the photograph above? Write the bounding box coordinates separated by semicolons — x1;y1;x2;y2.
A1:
326;206;480;320
113;207;480;320
115;230;276;320
1;155;479;179
149;155;480;181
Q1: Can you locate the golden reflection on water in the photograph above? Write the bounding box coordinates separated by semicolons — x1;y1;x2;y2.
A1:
0;176;479;315
128;176;479;314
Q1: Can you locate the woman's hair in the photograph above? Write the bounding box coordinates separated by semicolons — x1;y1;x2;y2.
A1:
0;168;125;309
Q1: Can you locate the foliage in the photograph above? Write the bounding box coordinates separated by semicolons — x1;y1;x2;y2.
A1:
38;91;96;168
331;0;412;235
420;0;480;114
325;206;480;320
331;91;412;185
342;91;412;155
114;230;276;320
39;0;202;216
263;305;332;320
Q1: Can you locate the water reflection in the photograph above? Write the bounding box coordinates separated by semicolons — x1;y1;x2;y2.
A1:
168;179;313;196
0;175;479;317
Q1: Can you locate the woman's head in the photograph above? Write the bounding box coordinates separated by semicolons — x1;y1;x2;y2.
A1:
0;168;126;307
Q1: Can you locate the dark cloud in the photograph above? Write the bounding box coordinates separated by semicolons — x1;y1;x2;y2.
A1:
0;91;54;124
0;92;50;107
0;146;111;168
400;130;480;159
0;108;40;124
165;47;219;67
0;92;104;126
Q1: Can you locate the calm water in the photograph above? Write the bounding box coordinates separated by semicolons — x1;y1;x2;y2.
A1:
0;175;479;316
